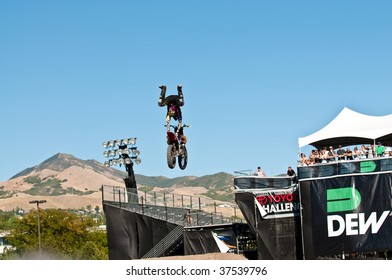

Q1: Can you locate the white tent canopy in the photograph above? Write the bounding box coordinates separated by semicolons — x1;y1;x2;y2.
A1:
298;107;392;149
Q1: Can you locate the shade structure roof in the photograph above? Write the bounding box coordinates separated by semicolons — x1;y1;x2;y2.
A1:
298;107;392;149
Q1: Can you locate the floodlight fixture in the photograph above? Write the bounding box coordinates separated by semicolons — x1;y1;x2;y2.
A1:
102;135;141;174
101;136;141;202
129;137;136;145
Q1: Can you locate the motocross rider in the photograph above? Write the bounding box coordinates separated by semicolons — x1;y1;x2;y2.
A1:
158;84;184;132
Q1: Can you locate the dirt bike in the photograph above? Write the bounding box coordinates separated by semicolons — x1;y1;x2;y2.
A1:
166;124;189;170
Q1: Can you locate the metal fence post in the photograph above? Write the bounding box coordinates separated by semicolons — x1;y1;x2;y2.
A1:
118;189;122;209
141;196;144;215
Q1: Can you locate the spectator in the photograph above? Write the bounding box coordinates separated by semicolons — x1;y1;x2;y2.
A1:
366;144;374;158
320;147;329;163
255;166;266;177
376;142;385;157
345;148;353;160
385;146;392;157
183;210;193;226
287;166;297;184
360;145;367;159
287;166;296;176
299;153;308;166
337;145;346;161
328;146;336;162
308;150;315;164
353;147;360;160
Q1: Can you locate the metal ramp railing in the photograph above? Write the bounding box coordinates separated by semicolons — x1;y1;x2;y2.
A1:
141;224;184;259
101;185;244;224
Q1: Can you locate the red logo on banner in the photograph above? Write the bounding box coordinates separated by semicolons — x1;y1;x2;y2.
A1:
256;193;298;205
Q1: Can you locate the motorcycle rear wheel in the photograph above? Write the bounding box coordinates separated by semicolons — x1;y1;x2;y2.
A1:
167;144;176;169
178;145;188;170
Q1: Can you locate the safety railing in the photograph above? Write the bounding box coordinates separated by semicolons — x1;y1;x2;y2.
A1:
102;185;243;225
234;169;253;176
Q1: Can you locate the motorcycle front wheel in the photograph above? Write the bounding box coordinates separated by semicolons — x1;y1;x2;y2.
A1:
178;145;188;170
167;144;176;169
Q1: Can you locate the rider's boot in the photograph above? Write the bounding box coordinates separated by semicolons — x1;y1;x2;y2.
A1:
158;85;166;106
177;84;184;104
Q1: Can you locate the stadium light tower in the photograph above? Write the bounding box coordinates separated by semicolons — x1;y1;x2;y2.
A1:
29;199;47;258
102;137;141;202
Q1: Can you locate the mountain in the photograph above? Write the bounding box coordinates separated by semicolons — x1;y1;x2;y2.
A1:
10;153;125;180
0;153;235;212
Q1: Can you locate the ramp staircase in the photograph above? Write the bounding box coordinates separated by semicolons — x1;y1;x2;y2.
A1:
141;224;184;259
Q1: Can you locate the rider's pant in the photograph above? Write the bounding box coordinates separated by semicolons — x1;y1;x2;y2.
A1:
158;86;167;107
166;114;182;131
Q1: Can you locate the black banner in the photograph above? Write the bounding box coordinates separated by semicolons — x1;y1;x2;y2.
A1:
300;173;392;258
103;204;177;259
183;229;221;255
298;158;392;180
235;186;303;260
235;176;293;189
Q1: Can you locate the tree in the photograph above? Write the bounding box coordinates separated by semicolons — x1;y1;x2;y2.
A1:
0;210;18;230
2;208;108;260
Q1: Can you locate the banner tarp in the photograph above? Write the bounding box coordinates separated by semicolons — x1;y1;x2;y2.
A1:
234;183;302;260
300;173;392;259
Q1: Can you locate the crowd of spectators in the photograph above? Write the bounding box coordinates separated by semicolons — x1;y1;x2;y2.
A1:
299;142;392;166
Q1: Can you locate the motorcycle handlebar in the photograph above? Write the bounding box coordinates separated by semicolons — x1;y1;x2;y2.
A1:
164;124;191;128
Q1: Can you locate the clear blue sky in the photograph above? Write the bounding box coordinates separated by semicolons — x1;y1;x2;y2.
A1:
1;1;392;182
